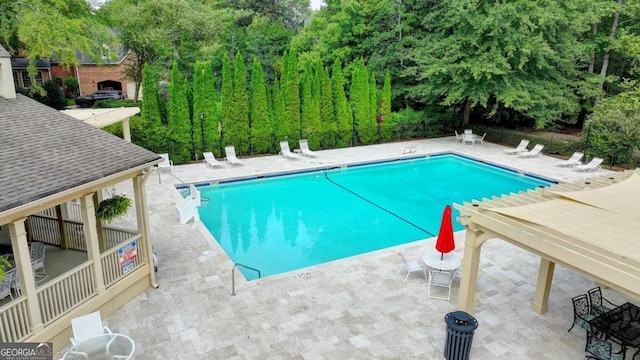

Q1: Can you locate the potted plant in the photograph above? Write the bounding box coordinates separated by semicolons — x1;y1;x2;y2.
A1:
96;194;131;223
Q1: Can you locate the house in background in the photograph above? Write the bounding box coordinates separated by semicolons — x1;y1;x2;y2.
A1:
0;45;158;349
11;44;138;99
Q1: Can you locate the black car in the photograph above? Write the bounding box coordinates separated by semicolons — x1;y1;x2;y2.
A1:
75;90;125;107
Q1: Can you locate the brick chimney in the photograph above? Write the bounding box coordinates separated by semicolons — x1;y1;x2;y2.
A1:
0;45;17;99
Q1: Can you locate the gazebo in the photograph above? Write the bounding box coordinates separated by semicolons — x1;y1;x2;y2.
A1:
0;46;161;348
454;168;640;314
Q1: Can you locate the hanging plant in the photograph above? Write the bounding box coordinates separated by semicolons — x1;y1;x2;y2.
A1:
96;194;131;223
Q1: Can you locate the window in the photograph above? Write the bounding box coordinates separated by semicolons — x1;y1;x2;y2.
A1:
18;71;44;88
21;71;31;88
12;71;19;88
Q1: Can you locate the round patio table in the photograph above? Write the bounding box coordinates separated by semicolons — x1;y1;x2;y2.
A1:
61;333;135;360
423;251;461;271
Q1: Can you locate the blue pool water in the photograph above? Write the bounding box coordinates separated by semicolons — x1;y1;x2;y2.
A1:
196;155;552;280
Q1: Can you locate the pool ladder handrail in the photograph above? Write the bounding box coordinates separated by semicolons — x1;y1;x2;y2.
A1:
231;263;261;296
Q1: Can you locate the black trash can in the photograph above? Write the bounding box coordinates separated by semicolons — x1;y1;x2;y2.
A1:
444;311;478;360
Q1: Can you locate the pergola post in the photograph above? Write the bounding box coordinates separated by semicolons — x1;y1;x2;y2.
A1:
532;258;555;314
122;118;131;142
80;194;106;294
457;228;483;314
9;218;44;333
133;173;158;288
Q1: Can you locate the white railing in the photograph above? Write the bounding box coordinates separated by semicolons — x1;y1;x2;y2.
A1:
28;216;60;246
176;184;200;224
64;220;86;250
101;236;144;288
37;262;96;325
0;297;31;343
67;200;83;221
104;227;137;250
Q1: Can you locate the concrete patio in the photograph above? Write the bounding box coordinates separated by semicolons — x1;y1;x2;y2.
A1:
57;137;636;359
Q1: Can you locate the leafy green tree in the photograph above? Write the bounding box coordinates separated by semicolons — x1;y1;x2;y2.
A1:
221;52;234;147
167;61;192;163
332;58;351;147
250;58;271;154
320;65;336;148
589;82;640;165
230;51;250;153
140;63;164;152
64;77;79;97
193;61;220;156
245;16;295;84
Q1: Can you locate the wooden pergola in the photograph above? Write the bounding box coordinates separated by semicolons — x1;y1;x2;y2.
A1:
454;169;640;314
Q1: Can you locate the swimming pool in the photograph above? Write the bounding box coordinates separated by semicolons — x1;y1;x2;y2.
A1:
196;154;552;280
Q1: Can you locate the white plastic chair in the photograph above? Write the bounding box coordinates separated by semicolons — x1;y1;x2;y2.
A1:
555;152;584;167
299;139;317;157
279;141;303;160
474;133;486;145
0;268;15;301
224;146;243;165
397;252;426;283
462;134;475;145
454;131;463;143
504;139;530;154
30;242;47;280
70;311;112;346
427;269;454;301
157;153;174;173
203;152;223;167
575;157;603;172
517;144;544;158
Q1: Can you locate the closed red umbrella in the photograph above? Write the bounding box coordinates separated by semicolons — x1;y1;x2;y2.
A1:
435;205;455;259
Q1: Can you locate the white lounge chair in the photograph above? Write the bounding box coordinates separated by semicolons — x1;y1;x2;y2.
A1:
70;311;112;346
299;139;317;157
279;141;303;160
575;157;603;172
427;269;454;301
397;252;426;283
517;144;544;158
555;152;584;167
224;146;243;165
203;152;223;167
157;153;173;173
504;139;530;154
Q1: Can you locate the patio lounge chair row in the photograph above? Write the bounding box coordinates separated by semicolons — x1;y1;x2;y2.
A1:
504;140;603;172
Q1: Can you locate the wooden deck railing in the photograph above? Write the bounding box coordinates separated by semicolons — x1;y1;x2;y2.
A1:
0;298;32;343
37;262;96;325
101;235;144;288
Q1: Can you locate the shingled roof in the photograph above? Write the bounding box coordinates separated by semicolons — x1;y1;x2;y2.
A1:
0;94;160;213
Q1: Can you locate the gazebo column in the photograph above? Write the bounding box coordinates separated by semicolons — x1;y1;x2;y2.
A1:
55;205;69;249
133;173;158;288
532;258;555;314
80;194;107;294
9;218;44;333
93;191;107;252
122;118;131;142
457;228;483;314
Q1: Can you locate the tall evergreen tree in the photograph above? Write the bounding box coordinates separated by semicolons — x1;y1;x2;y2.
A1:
167;60;192;163
379;70;393;141
300;61;314;142
283;49;300;144
332;58;350;147
250;57;271;154
350;59;372;145
320;65;336;148
231;51;250;153
309;60;322;149
193;61;219;156
272;78;284;139
369;72;379;142
220;52;234;147
140;63;164;152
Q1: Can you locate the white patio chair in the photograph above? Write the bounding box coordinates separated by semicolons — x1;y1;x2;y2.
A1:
299;139;317;157
0;268;15;301
203;152;223;167
224;146;243;165
427;269;454;301
464;129;473;135
157;153;174;173
454;131;463;143
397;252;426;283
474;133;486;145
555;152;584;167
517;144;544;158
575;157;603;172
462;133;475;145
70;311;112;346
30;242;47;280
504;139;529;154
279;141;303;160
